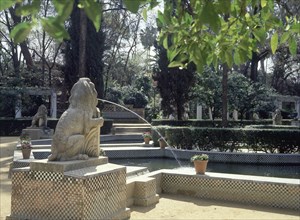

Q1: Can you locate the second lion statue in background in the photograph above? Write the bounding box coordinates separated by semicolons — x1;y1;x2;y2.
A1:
48;78;104;161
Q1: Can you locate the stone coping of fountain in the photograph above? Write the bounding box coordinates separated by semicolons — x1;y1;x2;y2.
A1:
12;146;300;167
64;162;125;179
126;168;300;210
29;156;108;173
153;168;300;185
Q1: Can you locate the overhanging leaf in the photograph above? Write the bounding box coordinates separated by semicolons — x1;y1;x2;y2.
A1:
168;49;180;61
80;0;102;32
261;0;267;8
168;61;183;68
225;49;233;68
233;50;241;65
123;0;145;13
142;8;147;21
291;23;300;32
253;28;266;43
53;0;74;22
10;22;33;44
270;32;278;54
280;32;290;44
288;37;297;55
163;36;168;49
41;18;70;41
200;1;221;33
0;0;17;11
15;0;41;16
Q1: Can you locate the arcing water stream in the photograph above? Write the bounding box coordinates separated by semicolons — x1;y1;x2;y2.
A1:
98;98;183;166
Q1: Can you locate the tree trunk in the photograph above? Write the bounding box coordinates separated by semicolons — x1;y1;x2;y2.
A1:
222;64;229;127
78;9;87;77
4;10;20;77
9;6;34;71
250;51;259;82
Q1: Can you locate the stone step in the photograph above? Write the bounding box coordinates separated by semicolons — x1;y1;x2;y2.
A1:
114;126;151;134
101;142;153;148
101;134;143;143
113;123;151;128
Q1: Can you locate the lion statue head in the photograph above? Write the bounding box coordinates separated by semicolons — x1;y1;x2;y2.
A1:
69;78;98;110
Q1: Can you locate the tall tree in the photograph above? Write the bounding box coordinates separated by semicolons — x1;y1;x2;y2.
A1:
64;1;105;98
153;42;196;120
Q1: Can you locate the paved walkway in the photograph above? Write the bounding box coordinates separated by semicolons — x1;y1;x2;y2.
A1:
1;136;299;220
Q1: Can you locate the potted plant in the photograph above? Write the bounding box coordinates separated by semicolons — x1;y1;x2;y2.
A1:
142;132;152;144
158;137;167;149
190;154;209;174
19;133;32;159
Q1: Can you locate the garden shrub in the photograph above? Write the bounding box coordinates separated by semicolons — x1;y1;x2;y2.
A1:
151;119;291;127
152;126;300;153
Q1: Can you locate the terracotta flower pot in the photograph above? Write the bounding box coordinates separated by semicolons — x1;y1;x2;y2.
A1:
22;148;31;159
193;160;208;174
159;139;167;149
144;137;150;144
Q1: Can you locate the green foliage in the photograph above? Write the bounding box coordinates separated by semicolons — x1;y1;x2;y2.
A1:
153;126;300;153
123;89;148;108
192;68;222;120
155;0;299;71
140;26;157;49
10;22;33;43
4;0;103;43
64;2;106;97
0;93;16;117
151;119;292;127
79;0;102;32
123;0;147;13
134;76;152;98
0;0;17;11
41;17;70;41
105;87;123;104
15;0;41;16
191;154;209;161
153;42;196;120
193;69;275;120
0;118;113;136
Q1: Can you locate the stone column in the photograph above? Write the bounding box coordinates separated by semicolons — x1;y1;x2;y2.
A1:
296;99;300;119
50;89;57;118
233;110;238;121
208;107;213;120
15;94;22;118
196;105;202;120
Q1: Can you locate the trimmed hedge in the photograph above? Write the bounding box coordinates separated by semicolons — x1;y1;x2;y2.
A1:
151;119;292;127
0;118;113;136
152;126;300;153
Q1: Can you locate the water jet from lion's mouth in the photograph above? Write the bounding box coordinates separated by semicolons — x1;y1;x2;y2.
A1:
98;98;183;167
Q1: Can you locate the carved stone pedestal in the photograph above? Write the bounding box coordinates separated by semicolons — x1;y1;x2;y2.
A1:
22;128;54;140
7;157;130;220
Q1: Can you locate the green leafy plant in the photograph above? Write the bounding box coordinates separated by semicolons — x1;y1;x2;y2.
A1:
191;154;209;162
142;132;152;139
19;133;32;149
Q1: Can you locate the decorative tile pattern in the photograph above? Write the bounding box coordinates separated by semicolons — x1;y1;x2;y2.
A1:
161;173;300;210
134;178;157;199
10;165;128;220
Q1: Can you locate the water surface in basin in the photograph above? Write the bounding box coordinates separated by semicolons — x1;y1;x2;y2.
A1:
109;158;300;179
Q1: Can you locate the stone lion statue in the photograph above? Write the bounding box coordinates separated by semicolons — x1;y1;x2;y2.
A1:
272;109;282;125
48;78;104;161
30;104;48;128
